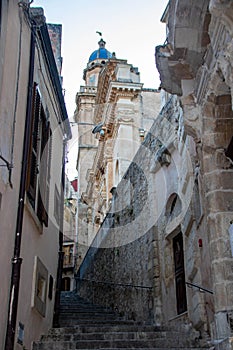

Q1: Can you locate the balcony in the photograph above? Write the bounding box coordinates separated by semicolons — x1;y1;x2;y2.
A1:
63;254;75;271
155;0;210;96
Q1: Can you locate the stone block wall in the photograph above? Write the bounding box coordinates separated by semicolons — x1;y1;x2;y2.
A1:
77;227;156;323
77;96;199;327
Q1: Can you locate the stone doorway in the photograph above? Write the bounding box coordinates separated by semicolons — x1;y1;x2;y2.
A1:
173;232;187;315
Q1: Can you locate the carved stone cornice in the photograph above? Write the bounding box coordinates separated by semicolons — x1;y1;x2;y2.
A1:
94;62;142;125
94;61;118;119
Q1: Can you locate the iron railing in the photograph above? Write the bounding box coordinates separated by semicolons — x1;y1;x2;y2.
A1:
76;277;153;290
186;281;213;294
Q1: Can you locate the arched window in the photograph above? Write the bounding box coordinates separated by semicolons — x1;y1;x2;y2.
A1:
165;193;182;219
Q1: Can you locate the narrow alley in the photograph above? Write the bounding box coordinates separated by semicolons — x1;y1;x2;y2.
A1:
0;1;233;350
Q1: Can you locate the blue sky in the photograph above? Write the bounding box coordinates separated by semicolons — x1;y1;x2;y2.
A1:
33;0;168;118
32;0;168;179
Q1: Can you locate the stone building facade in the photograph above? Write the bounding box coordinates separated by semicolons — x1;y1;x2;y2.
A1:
74;38;161;269
77;1;233;349
0;2;71;349
62;176;78;291
77;95;195;327
156;0;233;347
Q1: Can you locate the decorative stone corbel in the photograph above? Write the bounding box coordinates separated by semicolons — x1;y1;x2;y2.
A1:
150;146;171;173
180;94;201;141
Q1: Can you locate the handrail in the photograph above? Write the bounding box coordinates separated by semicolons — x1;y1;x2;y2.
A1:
186;281;213;295
76;277;153;290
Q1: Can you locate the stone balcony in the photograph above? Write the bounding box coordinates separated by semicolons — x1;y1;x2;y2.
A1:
155;0;210;96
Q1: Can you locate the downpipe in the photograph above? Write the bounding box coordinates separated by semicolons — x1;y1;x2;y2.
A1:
4;26;36;350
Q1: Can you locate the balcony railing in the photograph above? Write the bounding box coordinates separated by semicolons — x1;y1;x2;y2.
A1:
79;86;97;94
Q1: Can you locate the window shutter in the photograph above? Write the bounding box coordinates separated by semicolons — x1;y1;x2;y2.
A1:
27;84;41;208
26;83;36;191
37;114;52;227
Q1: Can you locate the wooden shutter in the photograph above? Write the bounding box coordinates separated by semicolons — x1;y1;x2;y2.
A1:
27;84;41;208
37;111;52;227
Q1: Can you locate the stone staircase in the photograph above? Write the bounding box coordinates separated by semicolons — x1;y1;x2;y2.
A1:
33;291;212;350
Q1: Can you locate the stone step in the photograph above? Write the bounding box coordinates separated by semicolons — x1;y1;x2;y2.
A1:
33;339;210;349
41;330;198;342
60;305;107;308
60;312;117;320
47;325;167;335
33;292;211;350
59;319;140;327
34;348;209;350
60;309;116;314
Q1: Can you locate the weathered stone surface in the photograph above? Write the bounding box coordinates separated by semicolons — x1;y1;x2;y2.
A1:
206;191;233;213
75;2;233;349
33;292;212;350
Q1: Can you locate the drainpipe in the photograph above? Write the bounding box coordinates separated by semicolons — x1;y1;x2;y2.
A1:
4;27;36;350
53;140;66;327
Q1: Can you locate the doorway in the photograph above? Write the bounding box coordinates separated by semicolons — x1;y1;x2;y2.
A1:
173;232;187;314
62;277;71;291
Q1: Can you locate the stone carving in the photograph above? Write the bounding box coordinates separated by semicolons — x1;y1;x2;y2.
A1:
209;0;233;35
116;108;135;123
181;94;201;141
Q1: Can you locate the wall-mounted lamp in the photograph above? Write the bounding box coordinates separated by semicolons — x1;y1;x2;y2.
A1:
99;129;105;137
92;122;106;139
92;122;104;134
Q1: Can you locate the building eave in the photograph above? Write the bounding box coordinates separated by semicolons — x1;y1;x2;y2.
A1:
38;23;72;140
160;2;169;23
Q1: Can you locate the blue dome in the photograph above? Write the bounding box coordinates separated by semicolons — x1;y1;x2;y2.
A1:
89;48;112;62
88;38;112;62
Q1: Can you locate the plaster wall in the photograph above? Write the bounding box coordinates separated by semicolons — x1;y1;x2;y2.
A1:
0;3;68;348
0;2;30;346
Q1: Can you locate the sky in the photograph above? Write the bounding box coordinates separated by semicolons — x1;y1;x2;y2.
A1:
32;0;168;179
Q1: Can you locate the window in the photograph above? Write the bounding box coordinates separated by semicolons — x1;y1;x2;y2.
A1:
26;83;52;227
17;322;24;345
37;274;47;302
165;193;182;220
63;244;74;267
32;256;48;317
